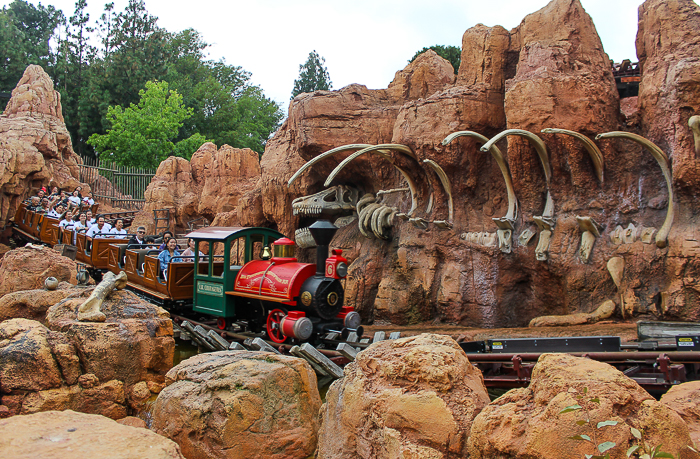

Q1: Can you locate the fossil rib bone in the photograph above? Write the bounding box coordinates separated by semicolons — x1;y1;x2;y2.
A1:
541;128;604;182
288;144;388;187
78;271;128;322
576;216;603;263
595;132;674;248
690;115;700;155
422;159;453;227
443;130;517;223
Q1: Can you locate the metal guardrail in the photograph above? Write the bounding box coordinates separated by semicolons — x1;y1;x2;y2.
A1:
79;157;155;210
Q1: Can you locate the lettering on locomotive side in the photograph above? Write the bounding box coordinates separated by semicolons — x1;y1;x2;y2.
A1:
238;270;289;284
197;281;224;297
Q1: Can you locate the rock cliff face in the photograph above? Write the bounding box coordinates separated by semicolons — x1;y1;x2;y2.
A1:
133;0;700;327
131;143;263;232
0;65;87;227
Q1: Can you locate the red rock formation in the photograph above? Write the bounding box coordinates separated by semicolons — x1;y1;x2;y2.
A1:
0;410;185;459
468;353;699;459
0;245;77;297
0;288;174;419
131;143;262;233
661;380;700;446
152;351;321;459
317;334;490;459
0;65;87;226
636;0;700;195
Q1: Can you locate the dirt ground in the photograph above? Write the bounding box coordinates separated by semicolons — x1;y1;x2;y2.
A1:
363;320;640;344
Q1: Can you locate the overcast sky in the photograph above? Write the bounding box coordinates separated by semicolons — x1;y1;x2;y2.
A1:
5;0;699;109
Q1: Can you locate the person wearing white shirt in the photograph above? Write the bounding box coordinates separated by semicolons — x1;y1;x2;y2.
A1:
86;210;96;226
82;192;95;207
67;190;81;208
109;219;128;239
59;211;75;229
47;203;65;219
73;212;89;244
86;216;112;238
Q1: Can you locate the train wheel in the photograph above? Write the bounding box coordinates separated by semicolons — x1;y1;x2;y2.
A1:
217;317;226;330
266;308;287;344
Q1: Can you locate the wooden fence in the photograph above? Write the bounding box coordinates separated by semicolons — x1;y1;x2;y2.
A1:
78;157;155;210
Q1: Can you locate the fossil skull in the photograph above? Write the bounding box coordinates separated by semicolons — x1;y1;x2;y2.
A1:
292;185;359;217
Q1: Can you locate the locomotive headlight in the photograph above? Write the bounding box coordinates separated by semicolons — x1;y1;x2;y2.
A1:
336;262;348;278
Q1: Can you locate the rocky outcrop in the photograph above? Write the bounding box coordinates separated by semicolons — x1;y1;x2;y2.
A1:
131;0;700;327
131;143;262;233
661;380;700;445
316;334;490;459
468;353;698;459
0;65;87;227
0;284;77;323
0;289;174;419
0;410;185;459
152;351;321;459
0;246;77;297
636;0;700;195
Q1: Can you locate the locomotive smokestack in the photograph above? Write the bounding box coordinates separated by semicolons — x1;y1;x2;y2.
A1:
308;220;338;276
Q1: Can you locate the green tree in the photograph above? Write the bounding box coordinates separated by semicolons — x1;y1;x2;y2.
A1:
409;45;461;74
87;80;208;168
0;0;64;107
291;50;332;99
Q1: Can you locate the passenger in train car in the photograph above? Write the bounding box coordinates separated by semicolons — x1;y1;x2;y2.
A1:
109;219;128;239
48;186;60;198
86;211;96;226
73;212;89;244
47;203;65;219
37;188;46;199
181;238;205;260
82;192;95;207
158;237;182;280
128;226;147;245
75;186;83;198
59;211;75;229
158;231;176;250
28;196;42;211
67;189;82;208
39;198;51;213
86;216;112;238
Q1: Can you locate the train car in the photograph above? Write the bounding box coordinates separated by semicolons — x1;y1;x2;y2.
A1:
107;220;356;344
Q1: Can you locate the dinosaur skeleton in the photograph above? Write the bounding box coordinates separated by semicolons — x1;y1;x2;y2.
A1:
289;143;454;247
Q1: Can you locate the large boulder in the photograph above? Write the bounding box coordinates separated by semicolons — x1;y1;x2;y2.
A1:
468;353;699;459
0;283;77;323
0;410;184;459
0;246;77;297
46;289;174;398
0;65;87;227
316;334;490;459
661;380;700;446
152;351;321;459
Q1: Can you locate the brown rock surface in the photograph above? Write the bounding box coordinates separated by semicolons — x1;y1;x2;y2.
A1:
0;285;79;323
132;143;262;233
152;351;321;459
636;0;700;194
0;65;87;227
46;289;174;393
0;410;184;459
316;334;490;459
0;246;77;297
661;380;700;445
468;353;698;459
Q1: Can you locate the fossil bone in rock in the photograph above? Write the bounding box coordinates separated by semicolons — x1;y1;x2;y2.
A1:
528;299;616;327
610;225;624;244
623;223;637;244
533;216;555;261
295;227;316;249
461;232;497;247
640;227;656;244
518;228;536;246
576;216;603;263
541;128;604;182
442;130;518;225
596;132;673;248
423;159;453;227
690;115;700;155
77;271;128;322
292;185;360;217
493;219;514;254
607;256;626;317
